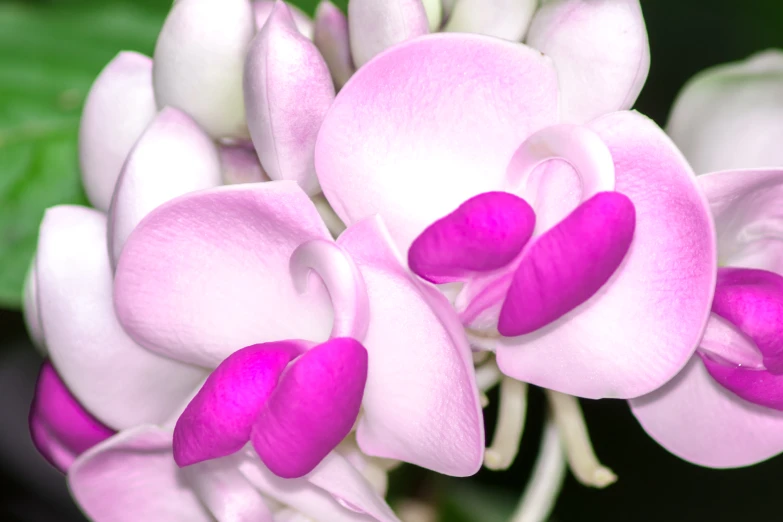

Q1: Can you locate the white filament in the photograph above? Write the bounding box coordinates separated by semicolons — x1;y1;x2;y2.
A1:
545;390;617;488
484;377;528;470
510;420;567;522
475;357;503;392
289;239;369;341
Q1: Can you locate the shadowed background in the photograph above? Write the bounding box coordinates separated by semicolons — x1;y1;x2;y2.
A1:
1;0;781;520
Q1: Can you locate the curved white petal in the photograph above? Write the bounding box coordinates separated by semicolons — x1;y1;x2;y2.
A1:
445;0;536;41
253;0;314;38
314;1;355;89
348;0;430;67
23;259;46;354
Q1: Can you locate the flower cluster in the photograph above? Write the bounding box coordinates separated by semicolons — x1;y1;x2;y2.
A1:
22;1;783;521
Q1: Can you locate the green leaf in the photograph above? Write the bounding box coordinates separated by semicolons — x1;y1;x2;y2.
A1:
0;1;167;308
435;479;519;522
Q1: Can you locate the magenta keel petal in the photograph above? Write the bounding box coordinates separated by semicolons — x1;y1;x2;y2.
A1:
701;354;783;411
251;338;368;478
408;192;536;284
173;341;305;467
498;191;636;337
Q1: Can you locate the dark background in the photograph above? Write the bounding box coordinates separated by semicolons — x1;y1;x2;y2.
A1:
2;0;782;520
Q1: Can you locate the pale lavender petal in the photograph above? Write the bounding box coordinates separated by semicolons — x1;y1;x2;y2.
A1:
22;259;45;354
631;356;783;468
69;427;213;521
348;0;430;67
498;192;636;336
29;362;114;473
408;192;536;284
114;182;333;368
444;0;537;41
253;0;314;38
526;0;649;123
79;52;156;210
108;107;222;266
497;111;715;399
316;34;558;254
245;2;335;195
314;1;355;89
338;217;484;476
667;50;783;173
252;338;368;478
153;0;255;138
36;206;207;429
173;341;304;467
220;143;271;185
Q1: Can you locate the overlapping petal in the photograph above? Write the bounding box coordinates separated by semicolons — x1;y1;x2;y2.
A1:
667;50;783;173
526;0;649;123
497;111;716;398
338;217;484;476
245;2;334;195
316;34;559;254
36;206;207;429
114;182;334;368
314;1;355;89
22;260;45;353
254;0;314;38
79;52;156;211
108;107;222;265
153;0;255;138
444;0;536;41
347;0;430;67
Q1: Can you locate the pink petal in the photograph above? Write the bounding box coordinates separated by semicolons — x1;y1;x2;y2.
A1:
497;111;716;398
697;169;783;274
220;143;271;185
498;192;636;336
701;354;783;411
79;52;156;211
114;182;334;368
630;356;783;468
29;362;114;473
338;217;484;476
252;338;367;478
347;0;430;67
239;451;400;522
69;427;214;521
108;107;222;266
36;206;207;429
253;0;314;38
153;0;255;138
316;34;558;253
667;50;783;173
408;191;536;284
173;341;305;467
245;2;335;195
22;259;46;353
314;1;355;89
526;0;649;123
444;0;537;41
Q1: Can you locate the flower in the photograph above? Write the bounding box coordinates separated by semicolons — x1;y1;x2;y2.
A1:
313;31;717;401
631;168;783;468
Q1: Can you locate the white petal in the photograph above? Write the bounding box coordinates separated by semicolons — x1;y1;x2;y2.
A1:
348;0;430;67
445;0;536;41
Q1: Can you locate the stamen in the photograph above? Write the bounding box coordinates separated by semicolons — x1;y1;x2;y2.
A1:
312;194;347;237
290;239;369;340
484;377;527;470
475;358;502;392
545;390;616;488
509;420;567;522
506;124;615;206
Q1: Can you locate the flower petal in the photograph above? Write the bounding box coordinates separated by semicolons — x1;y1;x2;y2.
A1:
338;217;484;476
408;192;536;284
253;0;314;38
108;108;222;266
314;1;355;89
252;338;368;478
444;0;536;41
29;362;114;473
697;168;783;273
79;52;156;211
630;356;783;468
667;50;783;173
36;206;207;429
239;451;399;522
316;34;558;253
347;0;430;67
153;0;255;138
69;427;214;521
526;0;649;123
220;143;270;185
245;2;335;195
23;259;46;354
174;341;304;467
497;111;716;398
701;354;783;411
498;192;635;336
114;182;334;368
